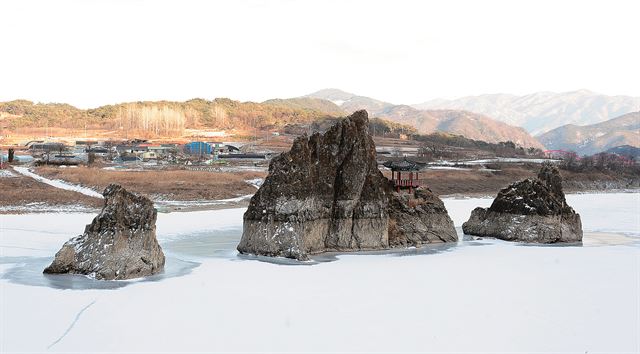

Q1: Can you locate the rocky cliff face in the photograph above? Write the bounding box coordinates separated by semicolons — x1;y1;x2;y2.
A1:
44;184;165;280
462;164;582;243
388;188;457;246
237;110;457;260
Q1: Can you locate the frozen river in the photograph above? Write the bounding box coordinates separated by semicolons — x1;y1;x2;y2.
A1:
1;193;639;353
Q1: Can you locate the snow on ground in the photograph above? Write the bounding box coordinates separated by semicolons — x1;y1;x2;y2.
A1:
0;203;97;214
153;195;253;211
426;166;471;170
215;165;268;173
0;169;17;178
12;166;103;199
1;155;34;163
155;177;260;209
245;177;264;189
0;193;638;353
464;157;561;164
432;157;560;166
101;166;145;172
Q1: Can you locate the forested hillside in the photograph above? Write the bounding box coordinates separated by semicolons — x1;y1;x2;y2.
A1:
0;98;337;136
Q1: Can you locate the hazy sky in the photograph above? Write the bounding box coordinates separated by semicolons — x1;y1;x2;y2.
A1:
1;0;639;108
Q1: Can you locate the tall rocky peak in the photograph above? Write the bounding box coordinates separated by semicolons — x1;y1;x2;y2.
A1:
44;184;165;280
463;164;582;243
537;162;566;205
238;110;457;260
252;109;379;211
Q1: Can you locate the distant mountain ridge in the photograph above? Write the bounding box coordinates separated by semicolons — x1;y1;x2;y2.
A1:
538;112;640;155
307;89;543;149
606;145;640;159
413;90;640;135
306;88;393;114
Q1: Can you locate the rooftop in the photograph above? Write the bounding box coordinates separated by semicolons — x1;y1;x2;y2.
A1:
382;158;425;171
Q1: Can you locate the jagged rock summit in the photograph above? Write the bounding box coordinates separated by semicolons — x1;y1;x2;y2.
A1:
237;110;457;260
44;184;165;280
462;163;583;243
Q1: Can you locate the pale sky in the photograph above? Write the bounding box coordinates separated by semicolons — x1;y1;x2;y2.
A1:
1;0;639;108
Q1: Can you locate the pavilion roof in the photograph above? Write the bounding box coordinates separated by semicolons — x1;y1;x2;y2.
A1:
382;158;425;171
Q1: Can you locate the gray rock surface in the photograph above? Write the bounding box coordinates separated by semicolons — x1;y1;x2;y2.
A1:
44;184;165;279
237;110;457;260
388;188;457;247
462;163;583;243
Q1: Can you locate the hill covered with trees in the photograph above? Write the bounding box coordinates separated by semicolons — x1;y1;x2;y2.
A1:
0;98;338;137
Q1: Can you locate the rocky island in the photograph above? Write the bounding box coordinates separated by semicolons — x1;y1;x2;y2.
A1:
462;163;583;243
44;184;165;280
237;110;457;260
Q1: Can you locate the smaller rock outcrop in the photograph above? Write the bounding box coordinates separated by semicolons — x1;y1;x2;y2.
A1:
462;163;582;243
44;184;165;280
388;188;457;246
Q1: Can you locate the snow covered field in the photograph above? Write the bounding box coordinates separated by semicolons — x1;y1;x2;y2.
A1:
428;157;561;166
1;193;638;353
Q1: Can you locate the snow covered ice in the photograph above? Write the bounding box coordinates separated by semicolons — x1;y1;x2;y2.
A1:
1;193;638;353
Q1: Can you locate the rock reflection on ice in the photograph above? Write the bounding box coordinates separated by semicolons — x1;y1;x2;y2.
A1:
236;253;319;266
237;236;464;266
1;256;198;290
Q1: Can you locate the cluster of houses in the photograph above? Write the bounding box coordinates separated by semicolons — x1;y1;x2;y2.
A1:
24;139;260;165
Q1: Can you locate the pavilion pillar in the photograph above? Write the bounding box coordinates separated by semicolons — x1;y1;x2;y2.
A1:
409;171;413;194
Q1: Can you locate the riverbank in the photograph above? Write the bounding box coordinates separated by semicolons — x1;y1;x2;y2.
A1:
417;163;640;196
0;165;264;213
1;163;638;214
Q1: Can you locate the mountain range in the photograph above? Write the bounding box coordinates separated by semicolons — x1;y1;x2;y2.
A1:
538;112;640;156
412;90;640;135
306;89;544;149
3;88;637;154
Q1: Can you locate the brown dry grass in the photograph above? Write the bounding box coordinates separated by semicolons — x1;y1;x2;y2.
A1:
0;169;103;211
35;166;267;201
421;167;535;196
391;164;638;197
381;166;536;196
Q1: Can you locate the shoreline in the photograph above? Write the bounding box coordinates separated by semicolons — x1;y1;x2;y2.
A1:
2;187;639;215
2;163;638;214
421;187;640;200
